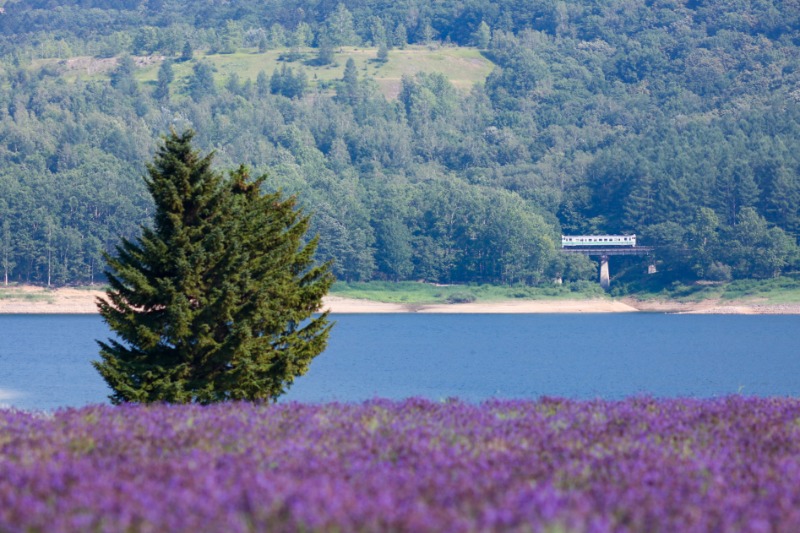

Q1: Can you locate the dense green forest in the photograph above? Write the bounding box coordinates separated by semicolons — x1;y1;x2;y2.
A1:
1;0;799;288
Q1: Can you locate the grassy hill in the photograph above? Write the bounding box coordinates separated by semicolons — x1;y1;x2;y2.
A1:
43;45;495;100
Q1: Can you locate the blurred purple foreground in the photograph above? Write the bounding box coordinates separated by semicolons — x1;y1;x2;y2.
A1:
1;397;799;532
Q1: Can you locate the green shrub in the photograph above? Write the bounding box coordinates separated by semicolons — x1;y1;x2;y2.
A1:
446;291;477;304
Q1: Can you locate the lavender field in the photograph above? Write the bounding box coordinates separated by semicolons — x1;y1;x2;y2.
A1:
2;397;799;532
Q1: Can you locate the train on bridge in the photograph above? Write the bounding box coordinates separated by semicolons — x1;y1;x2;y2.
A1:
561;235;636;247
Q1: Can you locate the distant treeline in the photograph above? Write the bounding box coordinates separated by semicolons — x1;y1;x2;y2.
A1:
1;0;799;287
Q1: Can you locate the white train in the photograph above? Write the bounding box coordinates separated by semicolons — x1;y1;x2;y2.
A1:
561;235;636;247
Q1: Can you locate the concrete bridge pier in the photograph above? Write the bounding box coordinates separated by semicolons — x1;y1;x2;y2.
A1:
560;244;653;290
599;255;610;289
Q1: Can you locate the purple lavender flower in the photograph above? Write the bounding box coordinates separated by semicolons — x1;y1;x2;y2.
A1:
1;397;799;532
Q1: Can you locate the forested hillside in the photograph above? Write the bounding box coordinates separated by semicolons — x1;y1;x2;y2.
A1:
1;0;799;288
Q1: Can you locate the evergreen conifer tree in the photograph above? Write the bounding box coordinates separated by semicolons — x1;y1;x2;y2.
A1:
336;57;359;105
376;42;389;62
180;40;193;62
153;60;173;101
393;24;408;49
110;55;138;96
256;70;269;97
474;21;491;49
316;32;335;66
187;61;216;101
94;130;334;404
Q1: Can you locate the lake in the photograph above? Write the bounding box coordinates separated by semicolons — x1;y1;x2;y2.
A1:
1;313;798;411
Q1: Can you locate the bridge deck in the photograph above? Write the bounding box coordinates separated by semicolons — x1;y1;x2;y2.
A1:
561;247;654;256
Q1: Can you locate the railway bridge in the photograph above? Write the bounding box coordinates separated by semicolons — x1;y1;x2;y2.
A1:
560;236;654;289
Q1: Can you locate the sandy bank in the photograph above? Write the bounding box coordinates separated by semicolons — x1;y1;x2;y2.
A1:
1;285;799;314
0;286;105;314
619;297;800;315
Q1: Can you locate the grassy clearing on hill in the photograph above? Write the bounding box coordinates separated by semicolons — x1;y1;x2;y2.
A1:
47;46;494;100
330;281;608;304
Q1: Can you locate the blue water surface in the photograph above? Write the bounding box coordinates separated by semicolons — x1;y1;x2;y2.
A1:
1;313;798;410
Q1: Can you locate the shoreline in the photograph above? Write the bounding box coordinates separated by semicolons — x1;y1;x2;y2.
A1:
2;285;800;314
